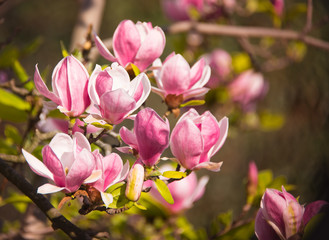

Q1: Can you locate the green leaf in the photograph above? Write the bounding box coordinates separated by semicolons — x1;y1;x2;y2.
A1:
162;171;187;179
91;122;113;130
60;41;69;57
0;103;28;122
106;182;126;194
179;100;205;108
260;112;285;131
154;178;174;204
232;52;251;73
107;184;131;209
219;220;255;240
4;125;22;145
0;88;31;111
258;170;273;190
134;202;147;211
0;45;19;68
12;60;34;90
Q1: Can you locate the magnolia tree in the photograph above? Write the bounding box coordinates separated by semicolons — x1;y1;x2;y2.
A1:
0;0;328;239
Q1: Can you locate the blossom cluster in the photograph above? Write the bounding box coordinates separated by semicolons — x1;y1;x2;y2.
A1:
23;19;229;213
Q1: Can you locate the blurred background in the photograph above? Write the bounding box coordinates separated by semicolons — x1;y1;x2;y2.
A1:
1;0;329;238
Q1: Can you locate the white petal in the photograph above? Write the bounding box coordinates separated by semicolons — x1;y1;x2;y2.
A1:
100;192;114;207
83;170;102;184
37;183;65;194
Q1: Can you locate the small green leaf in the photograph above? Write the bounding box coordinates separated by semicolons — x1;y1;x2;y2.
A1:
232;53;251;73
162;171;187;179
91;122;113;130
12;60;34;90
134;202;147;211
107;184;131;209
0;89;31;111
60;41;69;57
0;103;28;122
154;178;174;204
179;100;205;108
106;182;126;194
4;125;22;145
258;170;273;190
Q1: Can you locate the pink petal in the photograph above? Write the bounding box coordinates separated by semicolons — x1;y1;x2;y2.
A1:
102;153;123;192
182;87;210;101
22;149;54;181
99;89;136;125
93;33;117;62
170;119;203;170
129;73;151;111
188;58;206;88
134;26;166;71
255;210;281;240
42;145;66;187
73;132;91;153
65;149;95;192
34;65;61;105
37;183;65;194
151;86;166;100
135;108;170;166
95;69;113;100
190;175;209;203
303;200;328;226
88;65;103;105
83;170;102;184
116;146;134;154
283;200;304;239
119;127;138;150
48;133;74;169
113;20;141;66
193;161;223;172
207;117;229;158
190;65;211;90
160;54;191;95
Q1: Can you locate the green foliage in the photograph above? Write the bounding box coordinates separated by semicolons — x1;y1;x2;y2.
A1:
219;220;255;240
179;99;205;108
0;192;31;213
106;183;131;209
210;210;233;237
154;178;174;204
60;41;69;57
91;122;113;130
232;52;252;74
259;111;285;131
162;171;187;179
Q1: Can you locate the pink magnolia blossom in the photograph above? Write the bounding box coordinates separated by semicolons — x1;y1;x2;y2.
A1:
204;49;232;88
34;56;90;117
94;20;166;72
161;0;221;21
152;53;211;108
247;161;258;196
228;70;268;110
170;108;228;171
86;63;151;125
271;0;284;16
89;150;129;206
22;132;101;194
118;108;170;166
149;164;209;214
255;186;328;240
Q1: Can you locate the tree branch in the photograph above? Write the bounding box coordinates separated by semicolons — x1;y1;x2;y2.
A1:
166;21;329;51
0;158;92;239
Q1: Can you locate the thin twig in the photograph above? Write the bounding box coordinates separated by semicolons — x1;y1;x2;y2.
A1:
0;158;92;239
303;0;313;34
167;21;329;51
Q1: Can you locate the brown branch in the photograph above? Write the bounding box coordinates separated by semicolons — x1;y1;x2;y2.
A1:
303;0;313;34
70;0;106;51
0;158;92;239
166;21;329;51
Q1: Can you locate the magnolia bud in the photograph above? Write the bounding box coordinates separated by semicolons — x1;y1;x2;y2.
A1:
247;161;258;196
125;162;145;202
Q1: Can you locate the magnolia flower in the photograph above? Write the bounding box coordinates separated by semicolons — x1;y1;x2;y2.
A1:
270;0;284;16
152;53;211;109
89;150;129;206
22;132;100;194
86;63;151;125
148;164;209;214
34;55;90;117
255;186;328;240
170;108;228;171
118;108;170;166
204;49;232;88
228;70;267;111
161;0;221;21
94;20;166;72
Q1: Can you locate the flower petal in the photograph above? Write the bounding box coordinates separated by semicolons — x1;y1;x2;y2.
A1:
255;210;282;240
193;161;223;172
93;33;117;62
22;149;54;181
37;183;65;194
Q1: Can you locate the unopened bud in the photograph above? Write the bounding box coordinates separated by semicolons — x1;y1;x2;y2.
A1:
247;161;258;196
125;162;145;202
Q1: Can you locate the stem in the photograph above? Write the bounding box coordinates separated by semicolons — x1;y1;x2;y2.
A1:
167;21;329;51
0;158;92;239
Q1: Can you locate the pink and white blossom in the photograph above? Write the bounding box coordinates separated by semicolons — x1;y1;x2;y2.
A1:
149;164;209;214
152;53;211;108
94;20;166;72
170;108;228;171
22;132;100;194
118;108;170;166
255;186;328;240
86;63;151;125
34;56;90;117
